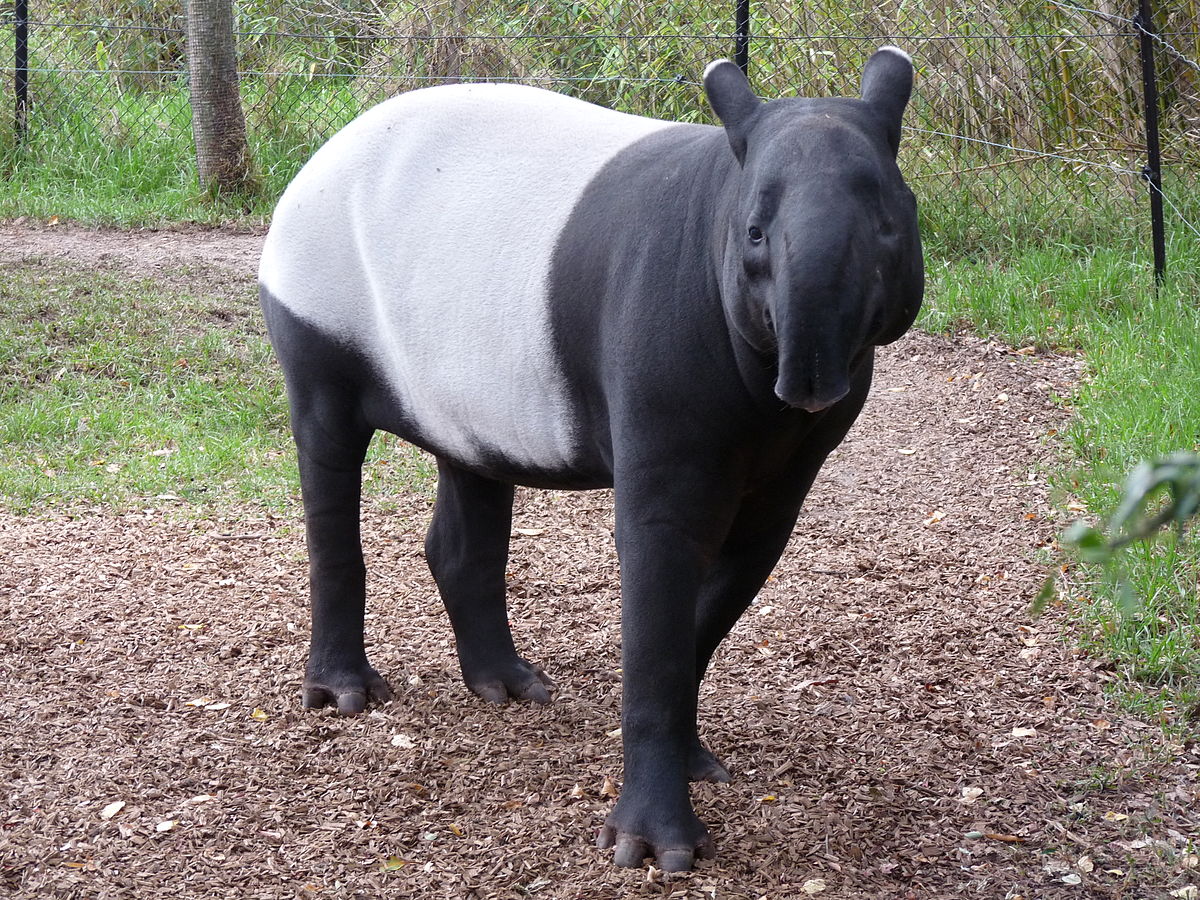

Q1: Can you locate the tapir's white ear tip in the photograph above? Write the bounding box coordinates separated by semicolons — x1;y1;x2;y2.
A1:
704;59;737;80
877;45;912;64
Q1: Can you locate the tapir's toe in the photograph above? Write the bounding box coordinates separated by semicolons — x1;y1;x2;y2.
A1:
464;657;554;705
598;804;715;871
301;666;393;716
688;741;733;783
610;833;650;868
597;824;714;871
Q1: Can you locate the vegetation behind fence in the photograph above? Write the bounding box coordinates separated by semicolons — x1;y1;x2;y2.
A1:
1;1;1198;256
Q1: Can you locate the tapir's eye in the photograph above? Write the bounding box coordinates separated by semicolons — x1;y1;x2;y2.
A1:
747;225;764;244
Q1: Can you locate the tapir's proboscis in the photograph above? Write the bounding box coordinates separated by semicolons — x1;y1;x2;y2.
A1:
259;47;923;871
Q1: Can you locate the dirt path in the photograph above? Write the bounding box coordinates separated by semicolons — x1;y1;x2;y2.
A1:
1;225;1196;899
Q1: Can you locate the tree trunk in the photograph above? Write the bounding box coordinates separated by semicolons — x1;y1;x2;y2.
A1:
186;0;253;194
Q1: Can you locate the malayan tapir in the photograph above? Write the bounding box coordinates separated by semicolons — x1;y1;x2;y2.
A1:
259;46;923;871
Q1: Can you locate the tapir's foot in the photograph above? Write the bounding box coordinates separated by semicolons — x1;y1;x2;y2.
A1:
688;740;732;783
597;797;716;871
302;663;393;716
463;655;554;705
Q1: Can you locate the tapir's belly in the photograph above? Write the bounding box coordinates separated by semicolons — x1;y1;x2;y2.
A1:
260;84;678;472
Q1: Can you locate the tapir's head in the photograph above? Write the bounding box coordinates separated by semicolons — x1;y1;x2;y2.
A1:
705;47;924;413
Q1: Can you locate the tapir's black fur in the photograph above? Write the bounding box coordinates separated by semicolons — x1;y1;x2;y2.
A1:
260;49;923;871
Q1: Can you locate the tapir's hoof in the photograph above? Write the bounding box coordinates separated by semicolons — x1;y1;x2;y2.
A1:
302;666;393;715
688;742;732;783
464;657;554;705
597;823;716;872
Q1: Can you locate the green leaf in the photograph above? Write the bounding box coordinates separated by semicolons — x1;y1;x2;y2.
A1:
1031;574;1057;618
1063;521;1111;564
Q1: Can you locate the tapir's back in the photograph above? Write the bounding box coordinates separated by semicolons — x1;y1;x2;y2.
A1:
259;83;681;472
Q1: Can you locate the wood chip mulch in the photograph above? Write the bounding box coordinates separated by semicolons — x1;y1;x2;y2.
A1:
0;226;1197;899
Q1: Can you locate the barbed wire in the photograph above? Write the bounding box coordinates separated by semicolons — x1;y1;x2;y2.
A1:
903;126;1144;176
1042;0;1134;26
1150;180;1200;242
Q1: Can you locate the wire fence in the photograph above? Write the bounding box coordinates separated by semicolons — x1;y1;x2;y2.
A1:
2;1;1198;259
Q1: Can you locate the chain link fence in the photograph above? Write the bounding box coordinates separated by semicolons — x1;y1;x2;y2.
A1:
2;1;1198;255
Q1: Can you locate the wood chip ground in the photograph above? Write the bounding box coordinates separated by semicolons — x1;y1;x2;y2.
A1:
1;225;1196;899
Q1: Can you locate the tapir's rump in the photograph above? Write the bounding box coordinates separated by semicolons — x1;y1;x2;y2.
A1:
259;84;680;471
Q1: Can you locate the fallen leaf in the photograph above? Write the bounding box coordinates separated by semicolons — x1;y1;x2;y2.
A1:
802;879;828;895
960;786;983;804
984;833;1026;843
204;701;231;711
448;823;464;836
569;784;586;800
99;800;125;820
251;708;269;722
390;733;415;749
154;820;177;833
923;509;946;526
1089;719;1111;730
1170;887;1200;899
1103;811;1129;822
380;855;413;871
1011;726;1038;738
184;697;212;707
1076;855;1094;873
896;448;917;455
758;794;778;804
512;527;545;536
600;775;619;799
1061;873;1082;885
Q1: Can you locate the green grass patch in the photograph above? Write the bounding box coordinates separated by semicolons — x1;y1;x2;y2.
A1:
0;261;435;513
921;225;1200;728
0;262;291;509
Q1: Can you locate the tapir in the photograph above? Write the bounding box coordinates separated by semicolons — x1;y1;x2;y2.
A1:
259;47;923;871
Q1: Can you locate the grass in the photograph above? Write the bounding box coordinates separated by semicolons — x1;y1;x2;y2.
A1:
0;261;436;513
0;262;290;510
920;222;1200;731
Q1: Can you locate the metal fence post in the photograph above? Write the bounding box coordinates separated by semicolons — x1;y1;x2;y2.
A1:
15;0;28;141
1135;0;1166;283
735;0;750;77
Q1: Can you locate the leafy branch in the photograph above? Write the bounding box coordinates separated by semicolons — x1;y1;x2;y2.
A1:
1039;451;1200;613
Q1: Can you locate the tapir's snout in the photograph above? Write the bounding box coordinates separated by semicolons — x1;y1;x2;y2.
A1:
774;371;851;413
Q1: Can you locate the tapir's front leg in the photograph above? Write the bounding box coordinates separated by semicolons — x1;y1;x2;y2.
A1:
425;459;554;704
686;472;824;783
599;465;739;871
688;366;872;782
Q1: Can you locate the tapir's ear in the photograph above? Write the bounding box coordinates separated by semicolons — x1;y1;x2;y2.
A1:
704;59;761;165
860;46;914;157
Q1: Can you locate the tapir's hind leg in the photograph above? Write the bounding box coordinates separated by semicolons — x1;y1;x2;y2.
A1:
294;414;394;715
426;459;554;704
